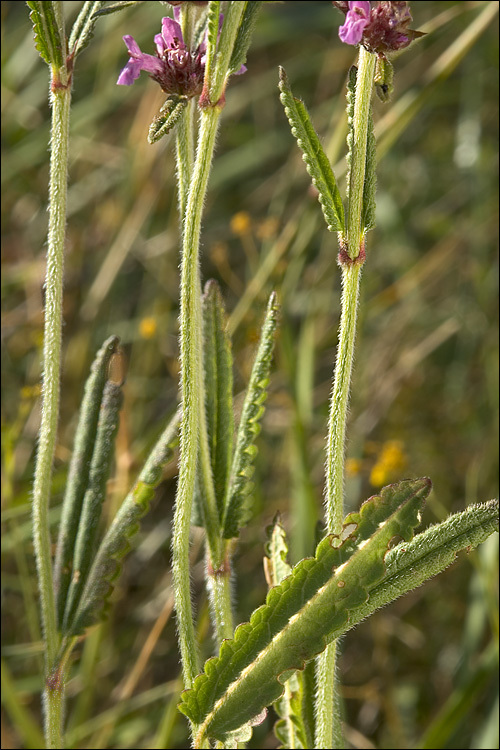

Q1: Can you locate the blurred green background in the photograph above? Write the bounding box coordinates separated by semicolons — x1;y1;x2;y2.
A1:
1;1;498;748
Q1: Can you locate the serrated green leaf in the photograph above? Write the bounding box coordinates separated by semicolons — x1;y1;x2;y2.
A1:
191;472;205;529
65;480;154;637
54;336;120;629
345;65;356;210
380;498;499;601
279;66;345;233
346;65;377;234
180;479;430;742
202;280;234;519
64;411;179;637
91;1;140;18
297;659;316;749
27;1;65;68
362;105;376;233
148;95;189;144
206;0;245;106
265;518;310;750
362;78;376;233
68;1;105;61
322;499;499;648
191;282;234;530
202;0;220;89
374;56;394;103
274;677;308;749
264;513;292;588
62;378;124;631
228;1;263;76
222;292;279;538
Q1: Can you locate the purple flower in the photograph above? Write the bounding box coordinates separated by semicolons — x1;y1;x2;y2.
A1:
338;1;371;45
117;15;206;97
117;11;245;98
333;1;422;54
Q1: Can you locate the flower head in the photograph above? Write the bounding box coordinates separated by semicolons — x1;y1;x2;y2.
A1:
117;10;246;98
333;1;422;55
117;16;206;97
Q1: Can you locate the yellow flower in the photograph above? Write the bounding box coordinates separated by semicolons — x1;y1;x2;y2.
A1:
369;440;407;487
380;440;406;472
139;317;157;339
369;463;388;487
230;211;252;236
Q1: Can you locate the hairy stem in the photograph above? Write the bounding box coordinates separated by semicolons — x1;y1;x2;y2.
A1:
172;104;223;691
32;59;71;746
325;262;363;532
317;45;376;750
206;547;234;643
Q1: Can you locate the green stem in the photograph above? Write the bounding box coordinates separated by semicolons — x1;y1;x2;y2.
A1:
315;235;363;750
44;671;65;750
173;3;247;665
175;101;229;640
317;45;376;750
32;65;72;748
325;262;363;532
172;104;223;691
44;639;76;750
206;543;234;643
346;46;376;259
317;264;362;749
314;648;344;749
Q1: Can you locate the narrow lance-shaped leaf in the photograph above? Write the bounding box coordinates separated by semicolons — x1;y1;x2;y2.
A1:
64;410;179;638
279;66;345;233
68;1;105;61
193;281;234;527
180;478;430;743
148;95;189;144
222;292;279;538
27;1;65;68
54;335;120;629
62;372;124;631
